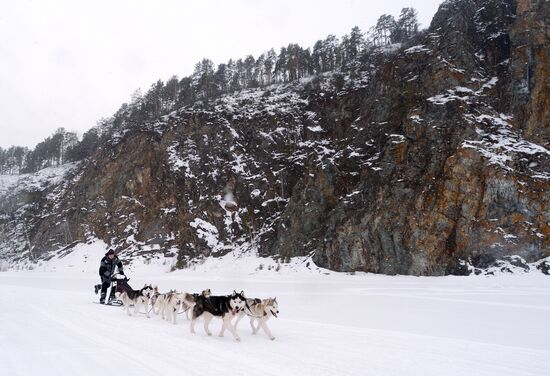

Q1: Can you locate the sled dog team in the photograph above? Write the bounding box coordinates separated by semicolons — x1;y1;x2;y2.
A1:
119;284;279;342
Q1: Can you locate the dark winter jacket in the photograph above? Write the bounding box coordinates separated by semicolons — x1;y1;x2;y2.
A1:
99;256;123;279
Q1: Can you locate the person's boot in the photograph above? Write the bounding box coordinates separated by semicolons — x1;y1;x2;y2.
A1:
94;284;101;295
100;292;106;304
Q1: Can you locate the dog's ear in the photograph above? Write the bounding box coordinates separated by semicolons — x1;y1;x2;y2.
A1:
240;290;245;297
274;297;277;302
233;290;237;295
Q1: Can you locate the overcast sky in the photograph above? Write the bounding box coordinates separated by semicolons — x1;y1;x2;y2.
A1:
0;0;443;149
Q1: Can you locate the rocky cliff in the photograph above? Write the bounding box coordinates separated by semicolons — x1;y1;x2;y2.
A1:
1;0;549;275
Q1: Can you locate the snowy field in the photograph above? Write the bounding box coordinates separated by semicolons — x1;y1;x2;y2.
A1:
0;248;549;375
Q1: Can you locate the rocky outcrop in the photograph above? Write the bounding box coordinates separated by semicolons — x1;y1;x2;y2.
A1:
510;0;550;144
1;0;549;275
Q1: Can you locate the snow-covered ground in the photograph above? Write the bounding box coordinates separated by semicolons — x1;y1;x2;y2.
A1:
0;163;78;198
0;173;21;196
1;245;549;376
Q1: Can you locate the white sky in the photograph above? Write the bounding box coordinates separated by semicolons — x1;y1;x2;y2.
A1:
0;0;443;148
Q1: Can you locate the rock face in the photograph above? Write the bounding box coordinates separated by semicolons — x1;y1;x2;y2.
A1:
1;0;549;274
510;0;550;144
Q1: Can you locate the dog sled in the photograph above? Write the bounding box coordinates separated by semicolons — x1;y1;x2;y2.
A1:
94;272;133;306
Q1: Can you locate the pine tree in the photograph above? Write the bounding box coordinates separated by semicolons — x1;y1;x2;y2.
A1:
371;14;396;46
393;8;419;43
274;47;288;82
232;59;245;90
255;53;266;86
286;44;299;81
193;59;216;102
129;88;143;110
324;35;339;71
348;26;364;60
244;55;259;88
214;63;229;94
143;80;164;116
312;40;324;73
163;76;179;104
264;49;277;85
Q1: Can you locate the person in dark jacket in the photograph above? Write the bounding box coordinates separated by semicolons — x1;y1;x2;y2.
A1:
94;249;124;304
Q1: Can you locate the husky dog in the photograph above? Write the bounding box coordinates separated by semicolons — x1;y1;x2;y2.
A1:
227;297;279;340
121;284;154;318
151;286;161;311
163;292;185;324
181;289;211;320
152;288;175;318
190;290;246;342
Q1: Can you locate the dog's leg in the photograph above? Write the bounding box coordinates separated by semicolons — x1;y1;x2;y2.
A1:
183;303;190;320
134;299;140;316
254;318;262;333
181;302;189;320
167;306;173;323
146;298;151;318
171;306;177;325
222;315;241;342
203;313;213;336
190;306;200;334
218;315;229;337
250;317;258;334
259;319;275;340
121;296;131;316
234;312;242;329
161;302;167;320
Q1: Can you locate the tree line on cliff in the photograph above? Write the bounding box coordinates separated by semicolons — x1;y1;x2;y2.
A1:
1;8;419;174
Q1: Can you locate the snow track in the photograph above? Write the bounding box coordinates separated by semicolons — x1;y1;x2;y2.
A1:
1;272;549;376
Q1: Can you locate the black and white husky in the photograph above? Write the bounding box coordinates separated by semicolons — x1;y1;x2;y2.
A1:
121;284;154;318
190;290;246;342
226;297;279;340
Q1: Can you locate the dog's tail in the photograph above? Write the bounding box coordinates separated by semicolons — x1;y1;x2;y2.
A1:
182;292;197;305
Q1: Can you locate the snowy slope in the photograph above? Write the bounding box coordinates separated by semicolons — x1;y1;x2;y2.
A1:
0;174;21;197
0;261;549;376
0;163;78;198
